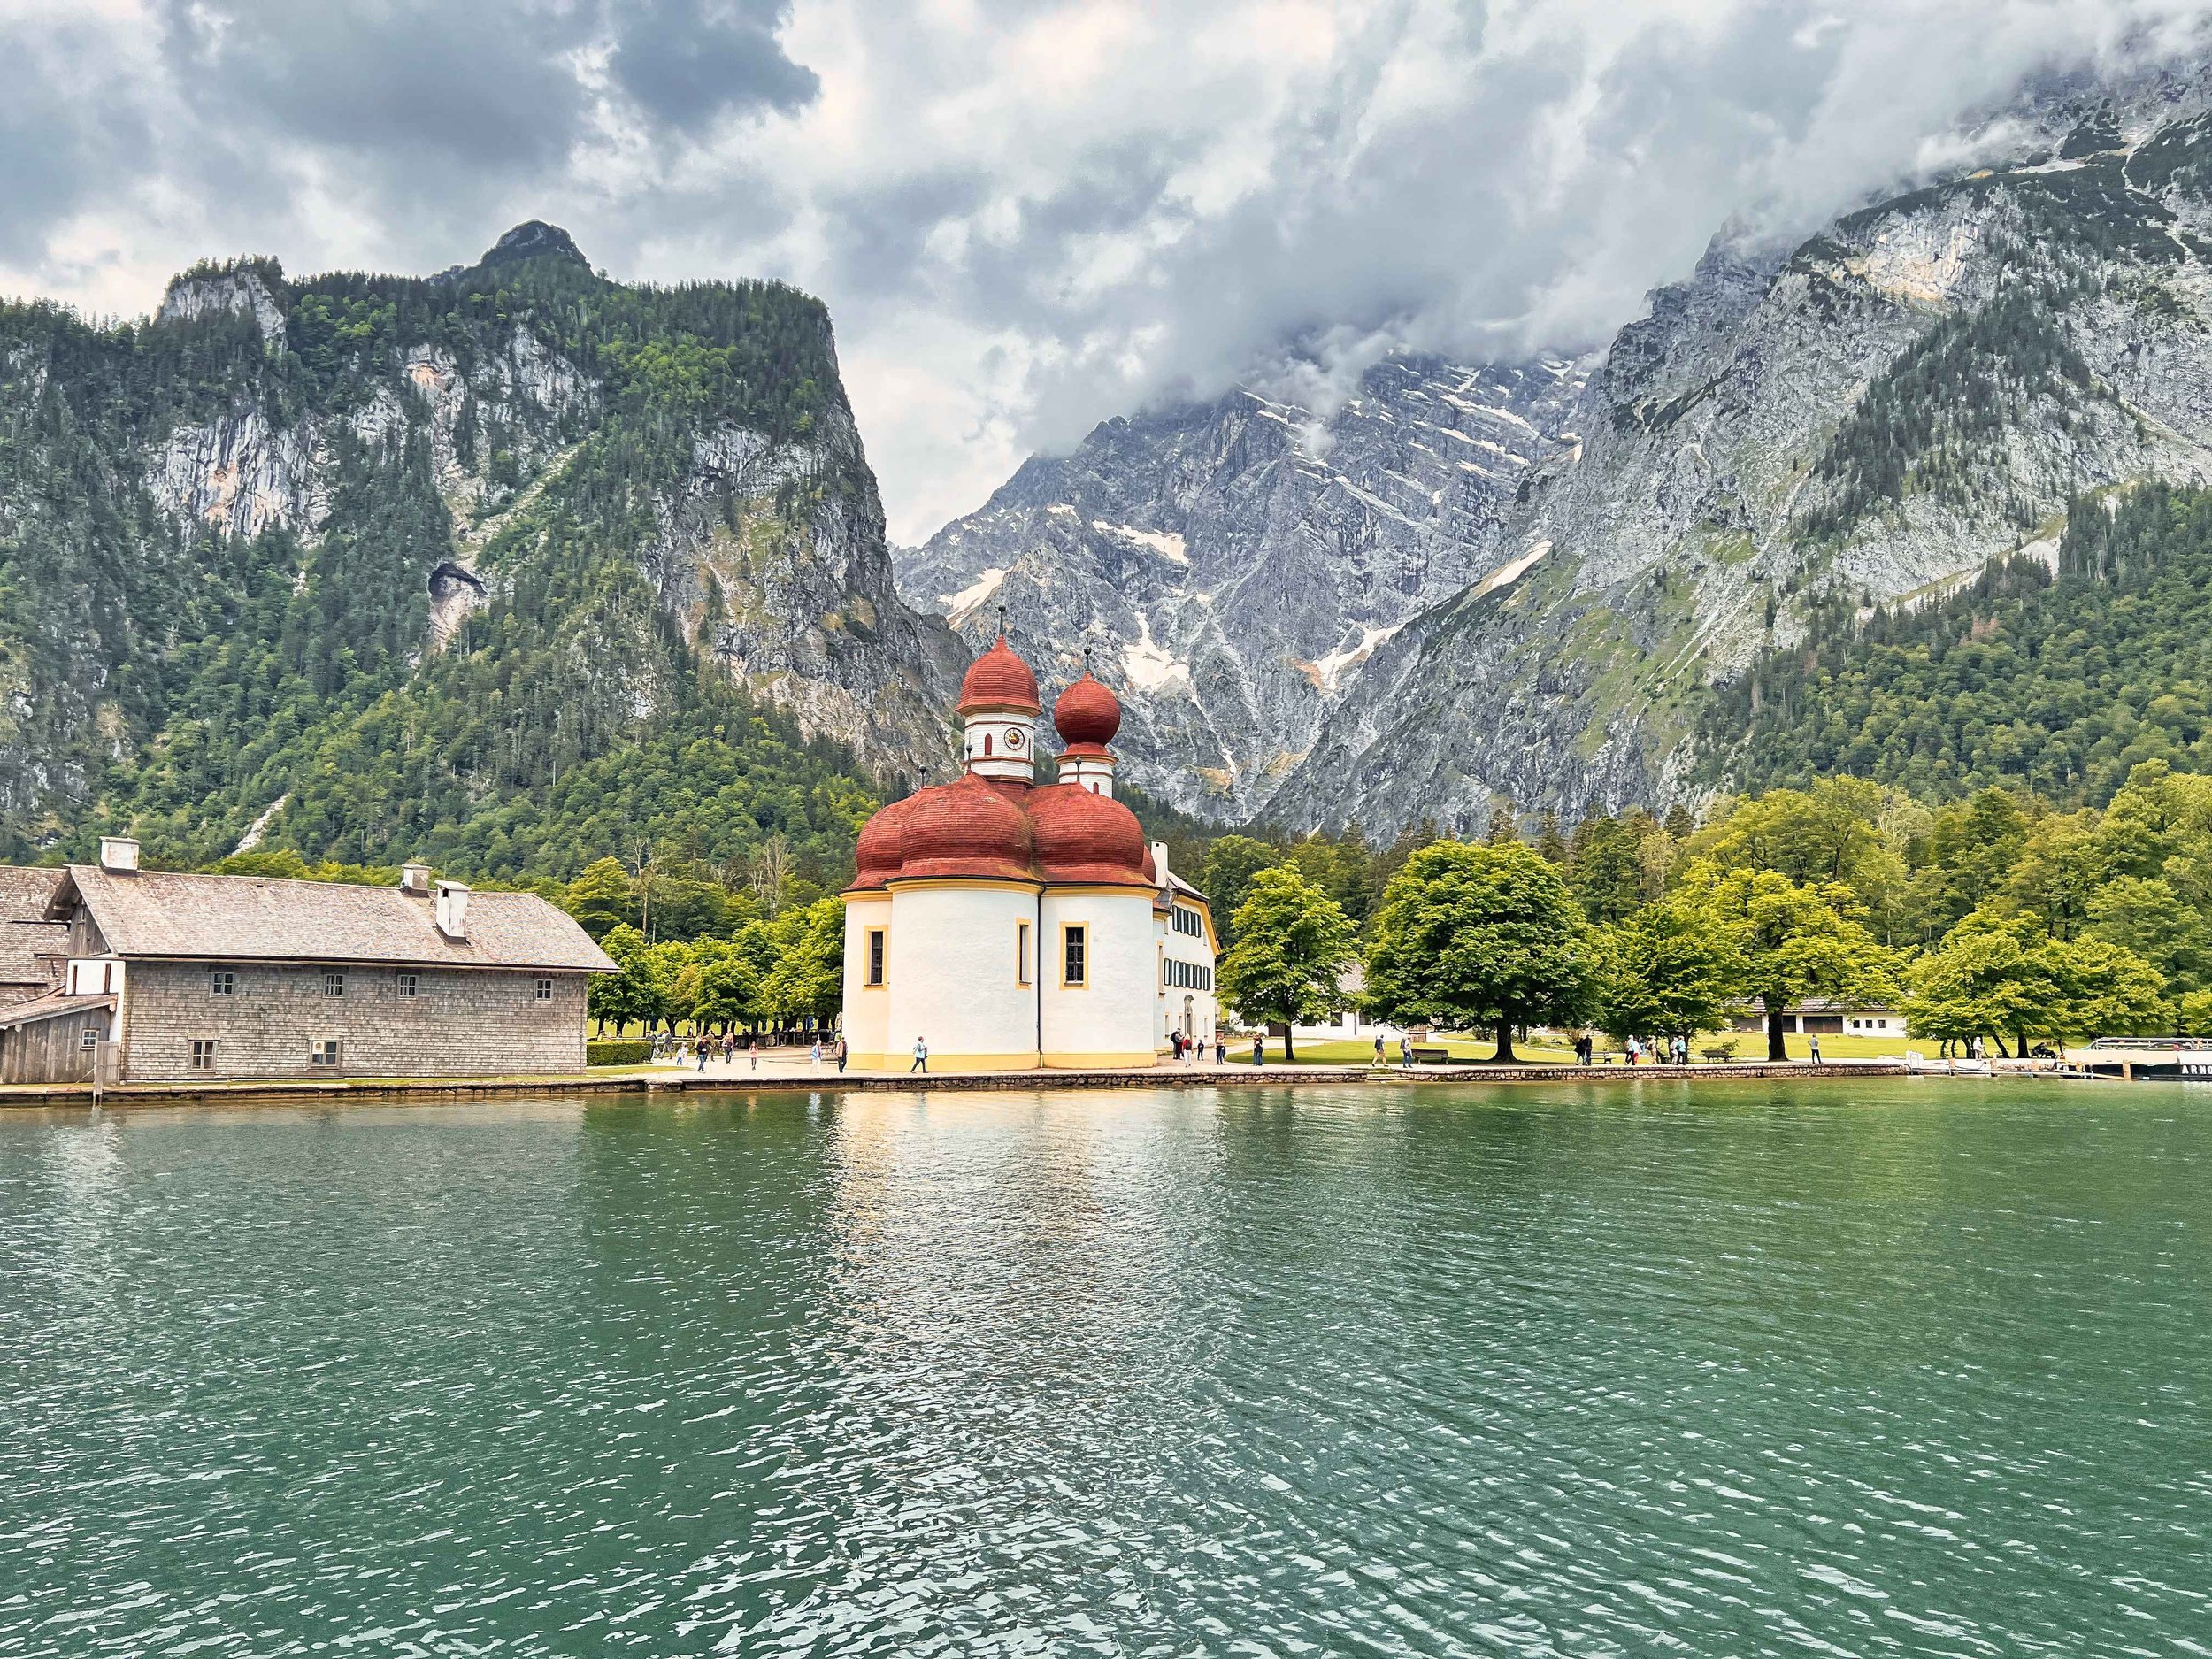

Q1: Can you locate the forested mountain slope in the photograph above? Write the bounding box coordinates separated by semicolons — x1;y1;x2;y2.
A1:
0;224;962;879
1699;481;2212;803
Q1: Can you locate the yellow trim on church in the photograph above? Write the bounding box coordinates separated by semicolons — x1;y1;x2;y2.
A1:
883;876;1045;892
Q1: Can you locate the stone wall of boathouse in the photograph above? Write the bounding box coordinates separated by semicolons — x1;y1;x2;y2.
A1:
119;961;589;1081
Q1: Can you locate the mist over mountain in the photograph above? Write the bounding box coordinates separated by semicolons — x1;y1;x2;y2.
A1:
905;62;2212;834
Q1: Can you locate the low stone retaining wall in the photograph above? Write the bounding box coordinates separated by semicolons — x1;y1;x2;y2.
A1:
0;1058;1906;1110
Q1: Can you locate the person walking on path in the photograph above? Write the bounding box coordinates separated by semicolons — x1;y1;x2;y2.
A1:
1809;1034;1823;1064
1373;1033;1386;1066
1399;1033;1413;1069
1214;1036;1225;1064
810;1038;823;1073
911;1037;928;1073
1252;1035;1263;1067
696;1040;710;1072
835;1037;848;1075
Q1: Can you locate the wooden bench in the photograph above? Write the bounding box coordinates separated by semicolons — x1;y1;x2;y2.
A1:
1410;1047;1454;1064
1699;1047;1739;1064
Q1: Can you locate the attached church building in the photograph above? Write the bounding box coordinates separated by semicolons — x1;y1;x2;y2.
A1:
841;635;1217;1070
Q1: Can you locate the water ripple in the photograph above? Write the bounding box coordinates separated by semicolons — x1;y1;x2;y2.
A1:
2;1081;2208;1655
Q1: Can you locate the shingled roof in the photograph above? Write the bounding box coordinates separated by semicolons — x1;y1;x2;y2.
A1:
50;866;615;972
0;865;63;924
0;867;68;992
0;921;66;989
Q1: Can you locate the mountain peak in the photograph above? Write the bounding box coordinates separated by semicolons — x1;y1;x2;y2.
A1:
479;221;588;272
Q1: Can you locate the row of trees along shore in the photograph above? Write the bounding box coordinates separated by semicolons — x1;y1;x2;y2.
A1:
1208;764;2212;1062
203;758;2212;1061
563;852;844;1037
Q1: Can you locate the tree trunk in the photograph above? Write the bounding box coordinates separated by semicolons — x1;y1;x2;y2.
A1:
1494;1019;1517;1064
1768;1005;1789;1062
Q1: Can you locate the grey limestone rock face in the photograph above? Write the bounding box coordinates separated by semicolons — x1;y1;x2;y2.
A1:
644;407;966;786
918;65;2212;836
128;234;962;788
895;353;1593;819
156;267;288;349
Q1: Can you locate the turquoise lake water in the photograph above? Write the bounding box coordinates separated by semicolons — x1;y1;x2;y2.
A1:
3;1079;2208;1655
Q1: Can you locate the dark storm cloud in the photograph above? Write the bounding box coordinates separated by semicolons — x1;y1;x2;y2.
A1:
0;16;150;265
153;0;597;173
153;0;816;171
604;0;819;130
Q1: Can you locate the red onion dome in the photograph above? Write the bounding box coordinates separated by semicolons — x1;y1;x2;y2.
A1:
1028;782;1152;886
847;792;925;891
956;634;1041;715
889;773;1039;883
1053;670;1121;749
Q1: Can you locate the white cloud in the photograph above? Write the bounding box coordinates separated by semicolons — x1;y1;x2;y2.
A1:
3;0;2210;541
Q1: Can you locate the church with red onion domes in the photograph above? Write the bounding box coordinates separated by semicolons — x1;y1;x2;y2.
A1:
841;632;1218;1071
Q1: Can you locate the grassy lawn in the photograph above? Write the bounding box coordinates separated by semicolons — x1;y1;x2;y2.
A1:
1261;1030;1916;1065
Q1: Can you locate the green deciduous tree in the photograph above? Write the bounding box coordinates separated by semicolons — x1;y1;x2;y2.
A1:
1686;863;1895;1061
1364;841;1595;1063
1216;866;1356;1063
1201;835;1283;949
758;897;846;1028
1900;910;2048;1055
588;923;667;1036
1592;900;1746;1045
2036;934;2167;1048
565;856;636;940
692;953;761;1033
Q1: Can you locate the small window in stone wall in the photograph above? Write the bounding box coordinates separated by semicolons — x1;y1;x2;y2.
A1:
325;972;345;997
398;972;419;997
310;1040;342;1068
190;1040;216;1071
211;970;236;996
536;977;553;1000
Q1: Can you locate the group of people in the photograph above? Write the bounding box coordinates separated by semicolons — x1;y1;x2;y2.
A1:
1370;1033;1418;1068
657;1032;849;1074
1168;1030;1229;1064
1577;1033;1697;1065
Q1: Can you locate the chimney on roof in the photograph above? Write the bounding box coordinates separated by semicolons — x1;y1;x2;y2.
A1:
434;879;471;940
399;862;433;896
98;836;140;873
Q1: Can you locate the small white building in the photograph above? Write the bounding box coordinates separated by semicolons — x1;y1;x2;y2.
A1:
1732;998;1903;1037
841;634;1217;1070
1290;964;1409;1047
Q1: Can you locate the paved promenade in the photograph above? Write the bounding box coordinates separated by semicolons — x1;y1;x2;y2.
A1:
0;1052;1908;1109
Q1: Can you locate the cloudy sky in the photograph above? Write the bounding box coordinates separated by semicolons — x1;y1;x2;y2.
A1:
3;0;2208;541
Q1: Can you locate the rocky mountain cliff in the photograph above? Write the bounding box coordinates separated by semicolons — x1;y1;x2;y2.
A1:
912;66;2212;836
0;223;961;873
895;353;1591;820
1277;71;2212;833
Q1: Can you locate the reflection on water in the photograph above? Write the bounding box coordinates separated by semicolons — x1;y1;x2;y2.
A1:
3;1081;2208;1655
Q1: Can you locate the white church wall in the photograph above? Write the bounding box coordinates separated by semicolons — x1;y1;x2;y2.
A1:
1039;888;1154;1066
885;882;1042;1070
841;894;893;1066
